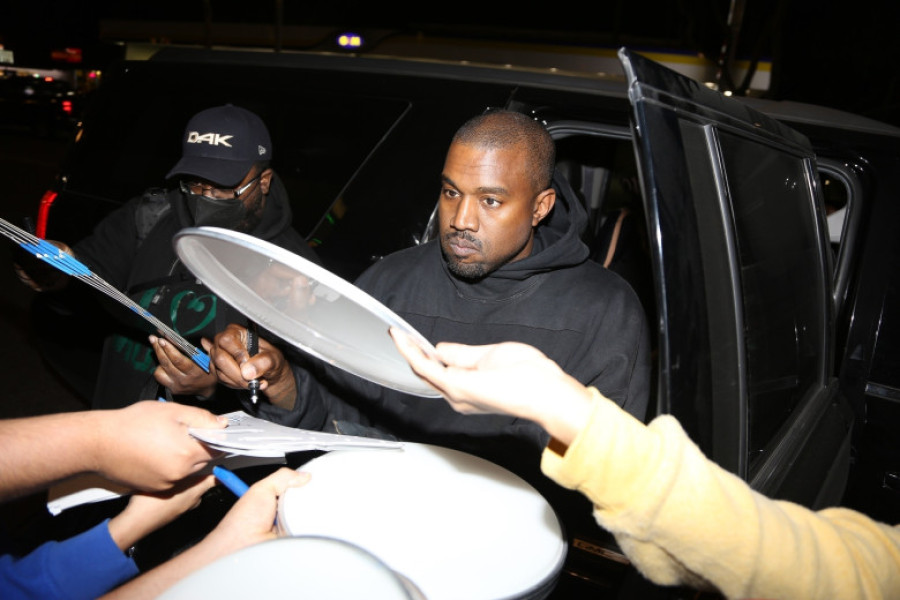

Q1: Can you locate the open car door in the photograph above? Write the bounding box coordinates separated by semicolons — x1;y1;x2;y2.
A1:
619;48;853;507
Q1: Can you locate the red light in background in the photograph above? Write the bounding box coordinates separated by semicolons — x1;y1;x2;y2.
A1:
36;190;58;239
50;47;82;63
62;100;72;115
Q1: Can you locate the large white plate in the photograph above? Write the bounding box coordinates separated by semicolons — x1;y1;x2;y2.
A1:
173;227;441;397
277;443;566;600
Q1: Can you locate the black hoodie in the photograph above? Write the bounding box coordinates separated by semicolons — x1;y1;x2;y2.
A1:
256;183;650;552
260;180;650;445
73;173;319;410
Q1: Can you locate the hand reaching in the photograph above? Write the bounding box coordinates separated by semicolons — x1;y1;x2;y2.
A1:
93;401;226;491
390;328;593;446
108;473;216;551
12;239;72;292
151;335;218;398
100;468;311;599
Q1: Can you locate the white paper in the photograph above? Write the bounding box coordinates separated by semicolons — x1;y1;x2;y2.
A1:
189;411;403;454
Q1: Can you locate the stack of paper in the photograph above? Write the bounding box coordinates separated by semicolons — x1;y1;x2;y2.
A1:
47;411;402;515
189;411;404;456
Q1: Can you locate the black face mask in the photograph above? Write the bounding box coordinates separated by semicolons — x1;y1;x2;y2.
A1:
185;194;249;229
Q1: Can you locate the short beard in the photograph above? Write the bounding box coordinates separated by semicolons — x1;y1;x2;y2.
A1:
237;194;265;233
446;258;487;281
441;231;488;281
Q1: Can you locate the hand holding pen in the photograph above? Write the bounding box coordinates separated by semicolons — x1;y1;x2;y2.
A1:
207;324;298;411
247;320;260;404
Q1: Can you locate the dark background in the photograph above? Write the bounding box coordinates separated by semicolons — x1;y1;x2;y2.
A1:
0;3;897;592
1;0;899;126
0;1;899;422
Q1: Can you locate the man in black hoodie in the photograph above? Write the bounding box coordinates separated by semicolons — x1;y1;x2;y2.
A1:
211;109;649;555
16;104;319;411
217;109;649;427
213;107;648;450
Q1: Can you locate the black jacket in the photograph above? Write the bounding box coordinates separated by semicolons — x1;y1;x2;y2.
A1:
74;173;319;410
256;181;650;450
252;182;650;546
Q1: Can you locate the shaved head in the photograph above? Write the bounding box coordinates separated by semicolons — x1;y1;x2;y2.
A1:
451;110;555;194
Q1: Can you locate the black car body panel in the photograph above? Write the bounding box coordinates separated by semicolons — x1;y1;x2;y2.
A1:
30;43;900;596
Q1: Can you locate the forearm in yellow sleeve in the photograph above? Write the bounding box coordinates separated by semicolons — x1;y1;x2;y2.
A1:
540;388;900;599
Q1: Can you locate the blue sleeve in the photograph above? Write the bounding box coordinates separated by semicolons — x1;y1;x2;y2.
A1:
0;519;139;600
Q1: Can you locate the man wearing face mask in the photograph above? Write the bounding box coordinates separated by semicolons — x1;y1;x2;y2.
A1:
15;104;320;411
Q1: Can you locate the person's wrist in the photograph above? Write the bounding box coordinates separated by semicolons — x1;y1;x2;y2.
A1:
265;382;297;410
263;366;298;410
537;377;594;447
196;383;218;400
108;508;146;552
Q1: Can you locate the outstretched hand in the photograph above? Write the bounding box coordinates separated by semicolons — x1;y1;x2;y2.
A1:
390;328;593;446
99;468;311;600
151;335;218;398
108;473;216;552
204;468;310;554
12;239;72;292
94;401;226;491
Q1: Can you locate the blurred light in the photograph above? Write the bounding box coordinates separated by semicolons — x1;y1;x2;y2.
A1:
50;47;82;63
36;190;59;239
723;90;733;97
337;33;363;49
44;76;54;82
62;100;73;115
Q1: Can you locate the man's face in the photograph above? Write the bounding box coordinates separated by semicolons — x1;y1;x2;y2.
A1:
182;168;272;232
438;142;554;280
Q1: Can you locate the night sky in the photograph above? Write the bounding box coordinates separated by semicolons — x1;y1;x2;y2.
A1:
1;0;899;126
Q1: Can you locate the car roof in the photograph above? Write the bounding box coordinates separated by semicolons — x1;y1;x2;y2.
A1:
145;44;900;140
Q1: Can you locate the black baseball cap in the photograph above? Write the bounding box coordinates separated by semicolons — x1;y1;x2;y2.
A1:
166;104;272;187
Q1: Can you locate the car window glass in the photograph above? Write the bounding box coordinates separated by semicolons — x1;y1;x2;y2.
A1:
815;159;864;317
718;132;828;460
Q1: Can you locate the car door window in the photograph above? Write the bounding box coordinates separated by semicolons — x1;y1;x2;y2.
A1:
619;48;837;486
717;132;827;458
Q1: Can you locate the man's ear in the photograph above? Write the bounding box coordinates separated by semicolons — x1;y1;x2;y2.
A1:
259;168;274;195
532;188;556;226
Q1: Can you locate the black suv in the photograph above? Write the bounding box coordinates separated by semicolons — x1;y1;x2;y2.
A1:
30;44;900;597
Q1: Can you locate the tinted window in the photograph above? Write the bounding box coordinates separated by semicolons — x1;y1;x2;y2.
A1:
718;132;827;459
